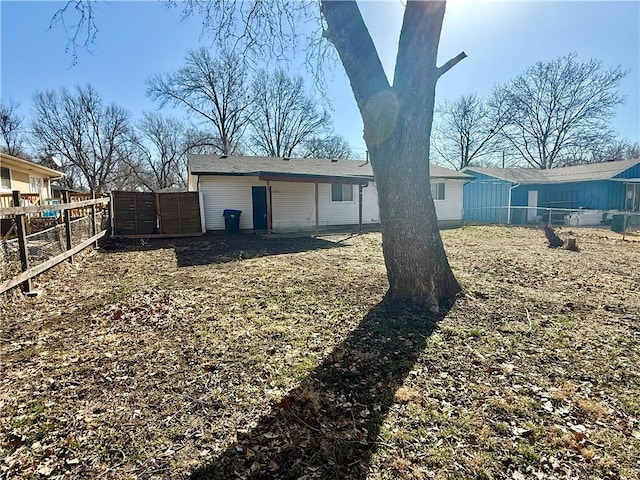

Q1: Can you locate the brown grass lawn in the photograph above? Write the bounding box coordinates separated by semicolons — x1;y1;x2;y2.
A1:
1;226;639;479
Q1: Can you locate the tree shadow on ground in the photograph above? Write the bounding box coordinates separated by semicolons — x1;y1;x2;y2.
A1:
191;298;446;480
99;234;343;267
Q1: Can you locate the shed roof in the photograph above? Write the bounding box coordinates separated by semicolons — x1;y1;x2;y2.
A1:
464;158;640;185
188;155;471;181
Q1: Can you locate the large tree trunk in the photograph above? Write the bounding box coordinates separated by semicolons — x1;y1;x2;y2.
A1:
322;0;465;309
370;118;460;309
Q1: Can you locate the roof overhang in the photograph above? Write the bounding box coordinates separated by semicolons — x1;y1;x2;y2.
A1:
259;173;371;185
462;168;518;184
0;152;65;178
434;175;473;180
612;178;640;183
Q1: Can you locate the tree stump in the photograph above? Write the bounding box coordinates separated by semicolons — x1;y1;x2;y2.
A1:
566;237;579;251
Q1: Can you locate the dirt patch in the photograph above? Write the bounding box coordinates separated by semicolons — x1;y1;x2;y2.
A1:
1;226;639;479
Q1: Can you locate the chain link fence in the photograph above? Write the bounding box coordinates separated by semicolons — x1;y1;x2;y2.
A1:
463;206;640;233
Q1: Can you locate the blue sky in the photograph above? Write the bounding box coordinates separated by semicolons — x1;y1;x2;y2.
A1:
1;1;639;159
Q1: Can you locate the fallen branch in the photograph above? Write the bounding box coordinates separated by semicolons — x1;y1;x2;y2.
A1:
544;225;564;248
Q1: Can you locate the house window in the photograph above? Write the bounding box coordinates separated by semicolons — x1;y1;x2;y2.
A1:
1;167;10;190
431;182;445;200
331;183;353;202
30;176;44;194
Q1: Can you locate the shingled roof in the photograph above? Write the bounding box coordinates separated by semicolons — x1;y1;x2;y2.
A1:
464;158;640;184
188;155;471;181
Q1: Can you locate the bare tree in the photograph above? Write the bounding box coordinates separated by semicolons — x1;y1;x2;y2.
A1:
301;134;352;159
131;112;219;190
31;84;132;191
560;138;640;166
493;54;626;170
431;93;507;170
48;0;466;308
108;157;149;191
248;70;329;157
596;139;640;163
0;98;29;157
147;49;251;155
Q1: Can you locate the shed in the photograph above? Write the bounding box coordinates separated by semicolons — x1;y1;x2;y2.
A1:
462;158;640;225
188;155;470;233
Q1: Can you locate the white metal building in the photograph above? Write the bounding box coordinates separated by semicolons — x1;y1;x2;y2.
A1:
187;155;469;233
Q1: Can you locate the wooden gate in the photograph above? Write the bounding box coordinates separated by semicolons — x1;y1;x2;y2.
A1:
157;192;202;234
112;191;202;237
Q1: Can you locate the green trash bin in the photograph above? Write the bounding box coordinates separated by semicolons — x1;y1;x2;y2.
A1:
610;214;626;233
223;209;242;233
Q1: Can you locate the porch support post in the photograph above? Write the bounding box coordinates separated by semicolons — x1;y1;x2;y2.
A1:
358;184;363;234
315;183;319;235
266;180;272;235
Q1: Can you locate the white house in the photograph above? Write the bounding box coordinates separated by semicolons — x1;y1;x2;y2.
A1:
187;155;470;233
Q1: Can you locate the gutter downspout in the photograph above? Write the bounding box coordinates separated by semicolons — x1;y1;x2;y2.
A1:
507;183;520;225
359;150;369;167
358;183;364;234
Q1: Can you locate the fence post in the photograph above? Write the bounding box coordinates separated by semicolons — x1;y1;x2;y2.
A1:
62;191;73;264
12;190;32;292
109;192;115;237
547;208;552;226
91;191;98;247
155;193;162;234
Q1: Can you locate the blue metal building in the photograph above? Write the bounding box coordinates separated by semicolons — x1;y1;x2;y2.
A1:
462;158;640;225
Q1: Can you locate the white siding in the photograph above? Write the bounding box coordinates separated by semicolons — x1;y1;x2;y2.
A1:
361;182;380;223
187;168;198;192
271;182;316;231
271;182;379;231
196;175;463;231
318;183;359;226
432;180;463;221
199;176;266;230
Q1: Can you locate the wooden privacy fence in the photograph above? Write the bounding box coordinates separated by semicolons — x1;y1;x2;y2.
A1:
112;191;203;237
0;191;110;294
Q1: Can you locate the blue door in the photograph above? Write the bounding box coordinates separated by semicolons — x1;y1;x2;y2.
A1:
252;186;268;230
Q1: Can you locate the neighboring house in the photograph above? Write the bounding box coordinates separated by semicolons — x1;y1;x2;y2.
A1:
0;152;64;206
462;158;640;225
188;155;470;232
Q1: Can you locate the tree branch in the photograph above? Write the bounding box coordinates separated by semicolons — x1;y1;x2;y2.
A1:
394;1;446;93
320;0;390;113
437;51;467;78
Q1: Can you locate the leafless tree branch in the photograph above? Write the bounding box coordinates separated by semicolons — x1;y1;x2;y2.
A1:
0;98;28;157
493;53;626;169
31;84;132;191
248;70;330;157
